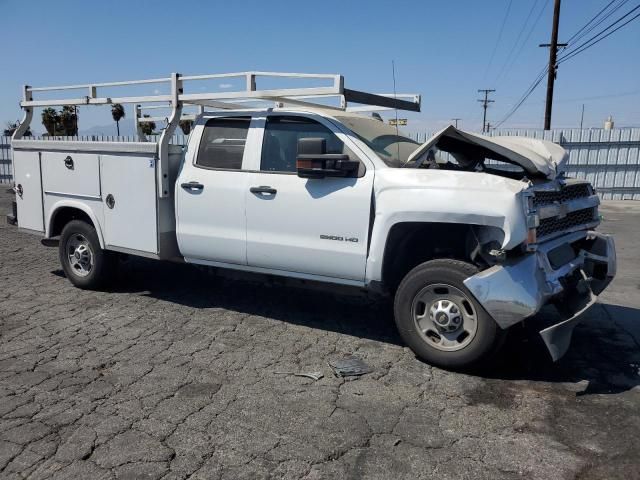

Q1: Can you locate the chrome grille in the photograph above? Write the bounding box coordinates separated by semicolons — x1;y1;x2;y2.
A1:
532;183;592;207
537;207;597;238
528;180;599;242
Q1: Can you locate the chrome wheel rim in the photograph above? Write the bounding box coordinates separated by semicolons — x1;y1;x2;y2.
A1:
66;234;94;277
411;283;478;352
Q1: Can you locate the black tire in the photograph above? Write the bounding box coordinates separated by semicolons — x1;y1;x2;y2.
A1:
393;259;505;370
59;220;113;290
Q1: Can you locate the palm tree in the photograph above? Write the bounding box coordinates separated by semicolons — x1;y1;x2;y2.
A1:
111;104;125;136
179;119;193;135
139;115;156;136
41;108;59;136
60;106;78;136
4;121;32;137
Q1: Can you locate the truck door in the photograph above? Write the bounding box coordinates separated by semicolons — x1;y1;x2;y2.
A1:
245;114;374;282
176;116;253;265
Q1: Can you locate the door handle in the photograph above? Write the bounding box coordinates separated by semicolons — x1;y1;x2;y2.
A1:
250;186;277;195
181;181;204;191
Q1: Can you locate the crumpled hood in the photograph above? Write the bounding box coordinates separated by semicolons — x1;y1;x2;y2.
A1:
408;125;568;179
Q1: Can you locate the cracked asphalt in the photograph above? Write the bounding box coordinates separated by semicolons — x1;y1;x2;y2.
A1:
1;188;640;479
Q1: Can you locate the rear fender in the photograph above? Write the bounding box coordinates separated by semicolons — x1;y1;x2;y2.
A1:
46;199;105;248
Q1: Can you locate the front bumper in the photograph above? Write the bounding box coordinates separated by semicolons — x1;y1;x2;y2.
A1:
463;230;616;361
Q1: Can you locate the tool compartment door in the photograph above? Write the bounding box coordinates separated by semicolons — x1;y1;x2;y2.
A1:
13;150;44;232
100;153;158;254
41;152;101;198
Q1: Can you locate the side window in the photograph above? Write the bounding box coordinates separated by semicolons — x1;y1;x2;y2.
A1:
260;116;357;173
195;117;250;170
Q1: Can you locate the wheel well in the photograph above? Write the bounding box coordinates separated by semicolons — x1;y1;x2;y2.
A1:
50;207;94;237
381;222;477;292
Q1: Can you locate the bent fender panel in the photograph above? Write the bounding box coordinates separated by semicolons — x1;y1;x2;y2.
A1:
365;170;528;284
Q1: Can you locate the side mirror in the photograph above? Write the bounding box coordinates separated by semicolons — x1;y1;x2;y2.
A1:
296;138;359;179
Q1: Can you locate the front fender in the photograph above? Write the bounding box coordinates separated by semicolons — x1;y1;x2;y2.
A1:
365;169;528;284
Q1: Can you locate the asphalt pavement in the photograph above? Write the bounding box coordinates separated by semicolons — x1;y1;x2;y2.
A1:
1;188;639;480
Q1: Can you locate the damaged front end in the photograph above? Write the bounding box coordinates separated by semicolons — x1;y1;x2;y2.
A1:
463;179;616;361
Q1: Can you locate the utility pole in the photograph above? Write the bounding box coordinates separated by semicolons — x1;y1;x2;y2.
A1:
579;104;585;129
451;118;461;128
477;89;495;133
540;0;567;130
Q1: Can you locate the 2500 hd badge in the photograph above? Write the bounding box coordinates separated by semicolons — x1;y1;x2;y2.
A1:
320;235;359;243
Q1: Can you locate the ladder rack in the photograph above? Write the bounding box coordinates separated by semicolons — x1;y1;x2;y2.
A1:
17;71;420;112
12;71;421;198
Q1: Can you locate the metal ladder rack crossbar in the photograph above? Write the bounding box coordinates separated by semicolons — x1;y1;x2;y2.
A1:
18;71;420;112
12;71;421;199
136;92;421;123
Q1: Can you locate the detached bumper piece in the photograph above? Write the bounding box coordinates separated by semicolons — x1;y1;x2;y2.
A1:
464;231;616;361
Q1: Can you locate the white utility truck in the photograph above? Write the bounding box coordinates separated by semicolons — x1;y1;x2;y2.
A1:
8;71;616;368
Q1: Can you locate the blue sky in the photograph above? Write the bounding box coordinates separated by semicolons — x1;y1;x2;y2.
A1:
1;0;639;134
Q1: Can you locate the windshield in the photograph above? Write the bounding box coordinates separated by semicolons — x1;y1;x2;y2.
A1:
335;115;420;166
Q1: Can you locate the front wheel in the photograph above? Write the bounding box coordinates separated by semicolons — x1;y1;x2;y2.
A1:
394;259;505;369
59;220;113;290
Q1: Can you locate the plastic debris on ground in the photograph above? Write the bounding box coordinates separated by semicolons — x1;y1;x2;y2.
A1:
274;371;324;381
328;356;372;377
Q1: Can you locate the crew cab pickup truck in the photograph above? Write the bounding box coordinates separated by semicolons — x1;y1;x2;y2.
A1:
8;71;616;368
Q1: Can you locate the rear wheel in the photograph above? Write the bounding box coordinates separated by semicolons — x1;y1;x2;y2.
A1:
59;220;113;289
394;259;505;369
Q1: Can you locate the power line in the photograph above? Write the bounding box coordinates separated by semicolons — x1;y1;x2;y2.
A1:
495;69;547;127
558;3;640;65
568;0;630;46
559;9;640;65
565;0;618;44
494;2;640;128
494;65;548;128
483;0;514;80
496;0;550;83
495;0;540;82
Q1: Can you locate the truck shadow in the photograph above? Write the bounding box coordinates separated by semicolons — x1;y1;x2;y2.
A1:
65;257;640;395
105;258;403;347
482;303;640;395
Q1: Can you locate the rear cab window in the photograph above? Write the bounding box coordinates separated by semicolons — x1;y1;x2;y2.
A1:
195;117;251;170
